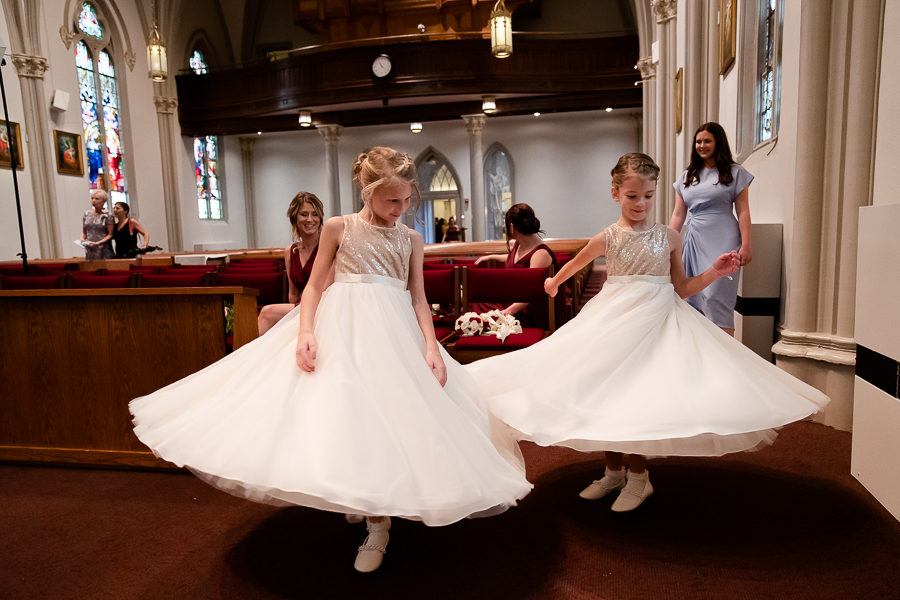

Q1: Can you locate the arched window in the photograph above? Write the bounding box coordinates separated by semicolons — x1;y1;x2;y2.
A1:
484;144;513;241
756;0;782;144
414;150;463;244
74;2;127;205
189;50;223;220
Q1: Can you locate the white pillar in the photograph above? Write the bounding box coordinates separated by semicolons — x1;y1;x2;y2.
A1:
152;95;183;252
316;125;342;218
11;54;60;257
239;136;258;248
651;0;678;223
462;114;487;241
637;57;657;157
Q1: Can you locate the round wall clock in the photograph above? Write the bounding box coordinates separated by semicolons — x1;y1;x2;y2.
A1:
372;54;392;78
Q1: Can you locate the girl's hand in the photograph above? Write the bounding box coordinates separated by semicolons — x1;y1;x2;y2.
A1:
426;349;447;387
738;245;753;266
474;256;487;265
544;277;559;297
296;332;318;372
712;252;741;277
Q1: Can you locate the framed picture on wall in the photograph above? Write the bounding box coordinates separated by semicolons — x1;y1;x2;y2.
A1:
54;130;84;176
674;67;684;134
719;0;737;74
0;120;24;169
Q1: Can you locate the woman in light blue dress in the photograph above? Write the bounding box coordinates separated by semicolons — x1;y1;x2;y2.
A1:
670;122;753;334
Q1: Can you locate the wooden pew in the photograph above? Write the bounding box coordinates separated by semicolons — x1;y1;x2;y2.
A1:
0;286;258;469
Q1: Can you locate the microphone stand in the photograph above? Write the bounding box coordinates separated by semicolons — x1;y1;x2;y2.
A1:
0;47;29;275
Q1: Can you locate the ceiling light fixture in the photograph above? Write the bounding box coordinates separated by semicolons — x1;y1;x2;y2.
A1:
490;0;513;58
605;107;613;112
146;3;167;81
482;95;497;114
298;110;312;127
533;112;541;117
410;122;423;133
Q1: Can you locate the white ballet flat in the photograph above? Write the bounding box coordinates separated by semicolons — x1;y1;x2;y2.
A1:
579;468;626;500
354;517;391;573
610;471;653;512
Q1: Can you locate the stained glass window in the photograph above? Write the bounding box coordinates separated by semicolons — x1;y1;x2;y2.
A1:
76;40;126;203
189;50;208;74
756;0;781;144
77;2;103;39
430;165;457;192
416;152;460;243
190;50;224;220
484;145;513;241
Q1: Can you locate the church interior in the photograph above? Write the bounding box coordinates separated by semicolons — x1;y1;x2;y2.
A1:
0;1;898;596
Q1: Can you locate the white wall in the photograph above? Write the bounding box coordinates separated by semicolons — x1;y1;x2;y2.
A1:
0;10;40;262
0;0;168;260
187;109;641;254
872;0;900;208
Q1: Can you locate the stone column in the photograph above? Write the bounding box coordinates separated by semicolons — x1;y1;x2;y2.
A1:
636;57;657;159
11;53;61;258
705;0;719;123
462;114;487;242
316;125;342;218
239;136;258;248
684;0;704;154
651;0;677;223
153;95;183;252
773;0;885;430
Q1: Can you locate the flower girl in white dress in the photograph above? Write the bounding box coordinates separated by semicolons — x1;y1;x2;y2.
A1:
131;147;531;572
466;153;829;512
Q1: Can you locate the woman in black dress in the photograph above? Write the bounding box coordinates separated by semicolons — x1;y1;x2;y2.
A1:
112;202;151;258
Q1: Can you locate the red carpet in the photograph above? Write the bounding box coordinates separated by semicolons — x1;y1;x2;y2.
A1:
1;421;897;599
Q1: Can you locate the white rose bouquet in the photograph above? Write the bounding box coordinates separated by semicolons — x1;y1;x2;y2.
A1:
453;310;522;343
454;312;485;337
480;309;523;343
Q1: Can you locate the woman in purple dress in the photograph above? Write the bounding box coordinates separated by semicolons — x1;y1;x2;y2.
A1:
669;122;753;335
257;192;326;335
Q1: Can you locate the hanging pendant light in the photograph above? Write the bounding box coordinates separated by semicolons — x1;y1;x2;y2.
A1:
482;95;497;114
410;122;423;133
490;0;513;58
298;111;312;127
147;3;167;82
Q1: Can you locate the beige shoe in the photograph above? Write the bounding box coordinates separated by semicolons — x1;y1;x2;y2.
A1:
354;517;391;573
610;470;653;512
579;467;626;500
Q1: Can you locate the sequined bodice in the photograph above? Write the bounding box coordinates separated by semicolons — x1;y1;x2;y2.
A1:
334;213;411;284
604;223;671;277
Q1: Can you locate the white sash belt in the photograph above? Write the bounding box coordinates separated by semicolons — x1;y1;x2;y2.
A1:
334;272;408;290
606;274;672;285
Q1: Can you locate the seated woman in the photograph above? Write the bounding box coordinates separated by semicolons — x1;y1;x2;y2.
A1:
473;203;558;328
257;192;325;335
112;202;151;258
442;216;461;242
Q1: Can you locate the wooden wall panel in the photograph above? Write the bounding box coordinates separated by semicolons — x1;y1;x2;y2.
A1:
0;288;258;468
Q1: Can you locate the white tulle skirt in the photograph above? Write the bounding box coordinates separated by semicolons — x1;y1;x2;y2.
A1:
466;274;830;457
131;274;532;526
